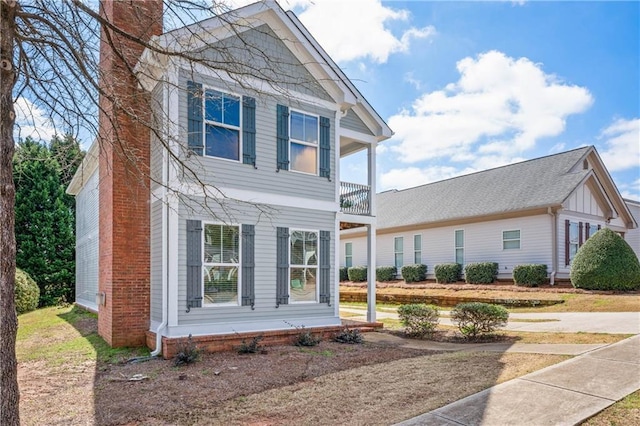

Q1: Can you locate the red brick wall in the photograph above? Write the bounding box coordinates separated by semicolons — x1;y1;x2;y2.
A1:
98;0;163;347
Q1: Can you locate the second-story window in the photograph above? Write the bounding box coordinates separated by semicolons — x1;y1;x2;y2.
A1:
290;110;318;174
204;89;241;161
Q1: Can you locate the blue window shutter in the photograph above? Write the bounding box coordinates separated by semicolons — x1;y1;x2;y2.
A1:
186;220;203;311
242;97;257;168
319;116;331;180
276;227;289;306
319;230;331;305
241;224;255;309
187;81;203;156
276;105;289;171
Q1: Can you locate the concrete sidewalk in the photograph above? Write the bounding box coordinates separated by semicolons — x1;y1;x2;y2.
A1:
340;307;640;334
396;334;640;426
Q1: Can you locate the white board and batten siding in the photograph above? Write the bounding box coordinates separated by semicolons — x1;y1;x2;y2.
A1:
166;196;337;337
75;169;99;311
342;215;553;280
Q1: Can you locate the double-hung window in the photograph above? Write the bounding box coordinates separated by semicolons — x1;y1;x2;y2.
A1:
289;110;318;174
204;89;241;161
394;237;404;270
455;230;464;265
345;242;353;268
203;224;240;305
414;235;422;264
503;230;520;250
290;230;318;303
568;221;579;263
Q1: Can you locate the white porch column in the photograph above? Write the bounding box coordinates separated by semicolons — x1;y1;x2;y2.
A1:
366;143;377;323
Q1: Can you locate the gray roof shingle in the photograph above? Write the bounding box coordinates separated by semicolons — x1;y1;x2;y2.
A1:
377;146;592;229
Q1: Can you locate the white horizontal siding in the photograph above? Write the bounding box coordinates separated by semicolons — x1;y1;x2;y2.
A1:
75;169;99;310
150;200;163;322
625;202;640;259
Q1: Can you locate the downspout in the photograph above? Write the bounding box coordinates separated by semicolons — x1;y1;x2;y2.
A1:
151;81;170;357
547;207;557;285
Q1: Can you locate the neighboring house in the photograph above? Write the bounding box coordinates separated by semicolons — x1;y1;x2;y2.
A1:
67;0;390;354
341;146;637;282
625;199;640;259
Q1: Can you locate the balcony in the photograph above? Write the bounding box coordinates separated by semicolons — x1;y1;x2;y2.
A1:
340;181;370;215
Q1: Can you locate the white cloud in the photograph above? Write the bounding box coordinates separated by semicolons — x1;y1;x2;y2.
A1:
14;97;58;142
287;0;435;64
598;118;640;172
379;165;477;191
618;178;640;201
404;71;423;90
388;50;594;163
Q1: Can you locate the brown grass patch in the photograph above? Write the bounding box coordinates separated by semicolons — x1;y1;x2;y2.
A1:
582;390;640;425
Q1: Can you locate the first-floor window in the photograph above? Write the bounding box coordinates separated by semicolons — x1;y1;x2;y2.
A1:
290;230;318;303
569;221;579;263
345;242;353;268
394;237;404;270
414;234;422;264
203;224;240;305
503;230;521;250
455;230;464;265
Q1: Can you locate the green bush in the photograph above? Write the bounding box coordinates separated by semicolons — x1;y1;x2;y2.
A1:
513;264;548;287
464;262;499;284
332;327;363;344
376;266;397;282
451;302;509;339
15;268;40;315
434;263;462;283
401;264;427;283
571;228;640;291
397;304;439;337
347;266;367;282
339;267;349;282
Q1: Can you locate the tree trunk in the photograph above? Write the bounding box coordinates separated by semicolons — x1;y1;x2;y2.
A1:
0;0;20;425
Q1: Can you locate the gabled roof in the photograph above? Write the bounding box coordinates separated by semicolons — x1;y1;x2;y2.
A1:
376;146;636;230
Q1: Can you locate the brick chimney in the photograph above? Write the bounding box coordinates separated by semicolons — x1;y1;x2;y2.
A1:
98;0;163;347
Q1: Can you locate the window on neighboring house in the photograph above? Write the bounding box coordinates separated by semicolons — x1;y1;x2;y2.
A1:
414;234;422;264
290;230;318;303
455;230;464;265
203;224;240;305
588;223;598;239
568;221;579;264
345;242;353;268
204;89;241;161
503;230;520;250
394;237;404;270
290;110;318;174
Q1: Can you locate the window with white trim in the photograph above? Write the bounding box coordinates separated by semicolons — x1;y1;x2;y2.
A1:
289;110;318;174
503;230;520;250
455;230;464;265
204;89;241;161
203;224;240;305
345;242;353;268
414;234;422;264
394;237;404;270
569;221;579;262
290;230;318;303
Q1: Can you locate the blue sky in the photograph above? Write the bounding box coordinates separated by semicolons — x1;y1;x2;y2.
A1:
14;0;639;200
287;0;639;199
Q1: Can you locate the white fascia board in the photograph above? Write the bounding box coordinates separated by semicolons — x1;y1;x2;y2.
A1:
67;140;99;195
339;128;379;145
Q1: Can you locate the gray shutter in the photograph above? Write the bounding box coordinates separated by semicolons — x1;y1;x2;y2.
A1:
319;230;331;305
242;97;257;168
564;219;570;266
319;116;331;180
187;81;203;156
186;220;203;311
276;104;289;171
241;224;255;309
276;227;289;307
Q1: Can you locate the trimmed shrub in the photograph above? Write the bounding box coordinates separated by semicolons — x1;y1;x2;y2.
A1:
451;302;509;339
513;264;548;287
434;263;462;283
376;266;397;282
333;327;363;344
397;304;439;337
401;264;427;283
15;268;40;315
339;267;349;282
347;266;367;282
571;228;640;291
464;262;499;284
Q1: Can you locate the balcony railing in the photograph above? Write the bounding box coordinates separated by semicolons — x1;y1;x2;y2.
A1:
340;181;370;215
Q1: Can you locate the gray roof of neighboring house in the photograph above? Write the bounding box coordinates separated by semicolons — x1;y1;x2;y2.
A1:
377;146;593;229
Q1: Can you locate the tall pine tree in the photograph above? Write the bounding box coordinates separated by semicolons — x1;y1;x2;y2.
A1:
14;137;76;305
